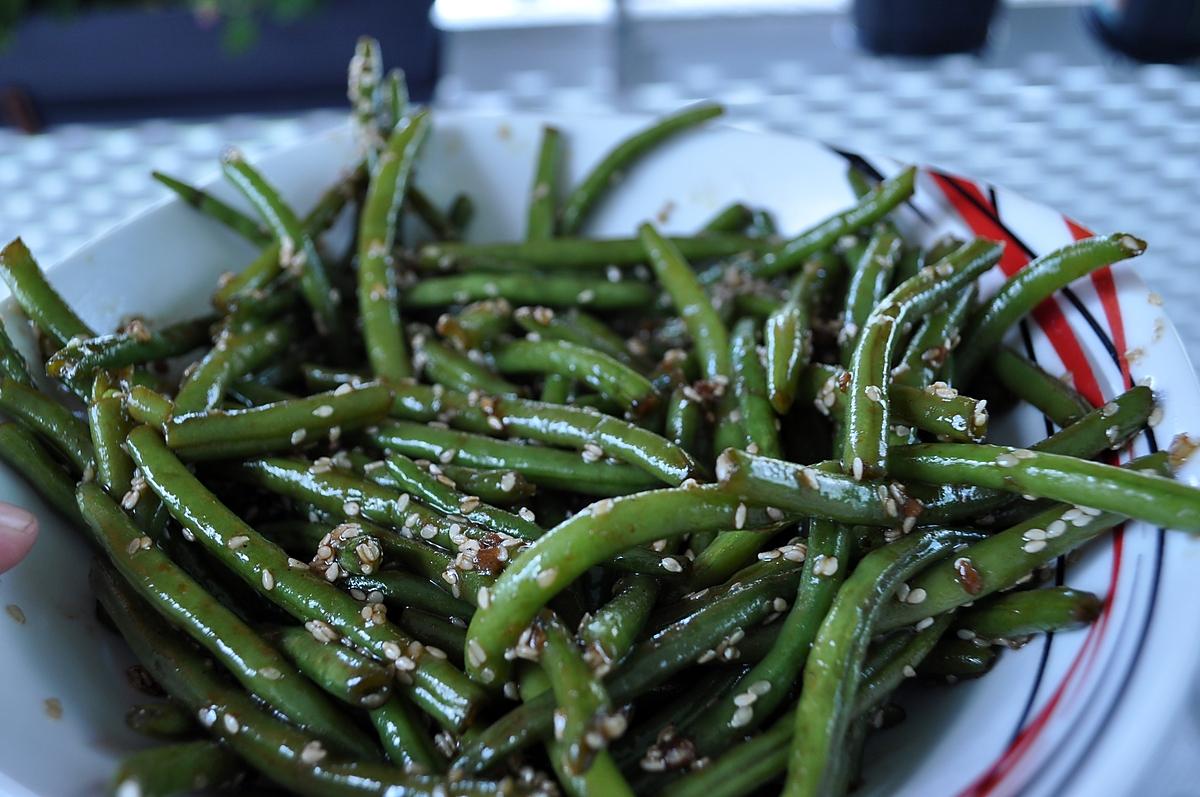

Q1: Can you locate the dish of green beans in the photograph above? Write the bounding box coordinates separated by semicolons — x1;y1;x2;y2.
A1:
0;37;1198;797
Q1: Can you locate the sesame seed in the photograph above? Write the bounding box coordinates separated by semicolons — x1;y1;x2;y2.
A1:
313;405;335;418
852;457;864;481
902;665;917;678
227;535;250;550
334;383;354;396
734;503;747;530
1023;539;1047;554
222;713;240;734
995;452;1019;468
467;639;488;667
477;587;491;609
500;472;517;491
290;429;307;445
300;740;327;764
518;507;536;522
1024;528;1047;541
661;557;683;573
733;692;757;707
343;501;361;517
906;587;927;604
730;706;754;728
914;617;935;631
439;448;457;464
1046;520;1067;538
261;570;275;591
536;568;558;588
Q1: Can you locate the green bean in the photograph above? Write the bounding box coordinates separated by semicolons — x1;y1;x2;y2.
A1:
462;484;790;684
228;378;294;407
152;170;272;246
494;339;656;414
662;712;791;797
541;374;572;404
688;520;853;755
749;167;916;277
165;382;392;460
412;332;519;397
765;253;841;413
784;528;976;797
47;316;213;383
437;299;513;352
0;424;80;527
382;65;409;129
701;202;755;234
348;35;386;158
407;186;459;242
454;563;801;772
0;237;94;347
173;319;293;413
559;103;724;235
385;452;541;541
513;306;638;367
345;572;475;621
894;285;976;388
0;317;32;385
125;702;197;740
641;222;730;382
528;125;564;241
888;442;1200;531
992;345;1093;427
956;586;1102;641
536;611;624;775
520;667;634;797
878;453;1168;631
370;696;446;774
440;464;537;505
955;233;1146;383
221;151;343;339
841;238;1004;478
448;193;474;234
369;421;660;495
418;234;764;272
76;481;379;755
110;739;245;797
838;226;902;363
730;318;781;458
404;273;654;310
578;575;659;675
213;166;363;308
0;376;93;473
358;110;429;382
664;385;705;461
853;615;954;713
126;385;174;427
845;166;875;199
126;427;487;733
918;638;998;679
399;608;467;663
92;562;513;796
264;624;394;709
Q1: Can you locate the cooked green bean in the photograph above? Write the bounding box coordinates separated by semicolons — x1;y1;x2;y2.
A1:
440;464;537;505
264;624;394;709
888;442;1200;531
370;696;446;774
125;702;197;740
513;306;638;367
537;610;622;774
92;562;513;796
110;739;245;797
853;615;954;713
348;35;386;157
405;272;655;310
358;110;429;382
528;125;564;241
730;317;781;458
578;575;659;675
0;422;84;526
894;285;975;388
750;167;917;277
559;103;724;235
0;318;32;385
0;237;94;347
413;331;520;397
463;485;790;684
152;170;272;245
126;427;487;733
0;375;93;473
47;316;213;383
992;345;1093;427
838;225;902;363
165;382;392;460
956;586;1102;641
221;150;343;339
688;520;853;755
766;253;841;413
126;385;174;427
664;385;706;461
407;186;459;242
173;319;293;414
701;202;755;234
841;238;1004;478
918;638;998;679
368;421;661;495
418;234;765;272
399;608;468;663
344;572;475;621
784;528;978;797
76;482;379;755
494;339;656;414
879;453;1168;631
955;233;1147;383
437;299;513;351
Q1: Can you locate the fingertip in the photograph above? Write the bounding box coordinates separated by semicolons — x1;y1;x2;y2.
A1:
0;503;38;573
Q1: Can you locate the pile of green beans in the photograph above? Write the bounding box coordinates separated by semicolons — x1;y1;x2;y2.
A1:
0;36;1195;797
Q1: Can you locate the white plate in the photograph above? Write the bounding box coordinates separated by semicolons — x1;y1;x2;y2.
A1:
0;112;1196;797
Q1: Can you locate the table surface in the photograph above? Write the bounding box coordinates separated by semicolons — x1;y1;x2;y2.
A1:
1;2;1197;358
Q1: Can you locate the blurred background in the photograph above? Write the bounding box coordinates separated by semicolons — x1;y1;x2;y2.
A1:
0;0;1198;347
